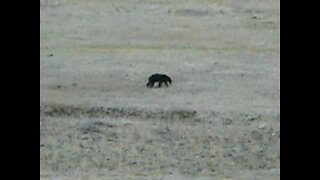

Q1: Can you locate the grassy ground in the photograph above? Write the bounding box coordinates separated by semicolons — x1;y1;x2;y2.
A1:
40;0;280;179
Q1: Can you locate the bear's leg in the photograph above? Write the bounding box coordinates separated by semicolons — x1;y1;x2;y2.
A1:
147;81;155;88
164;81;168;87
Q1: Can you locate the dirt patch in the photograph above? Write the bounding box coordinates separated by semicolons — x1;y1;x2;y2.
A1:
41;103;197;120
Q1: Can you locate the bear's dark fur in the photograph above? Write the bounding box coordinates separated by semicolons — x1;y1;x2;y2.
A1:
147;74;172;88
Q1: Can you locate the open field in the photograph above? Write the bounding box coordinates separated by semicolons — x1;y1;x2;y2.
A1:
40;0;280;179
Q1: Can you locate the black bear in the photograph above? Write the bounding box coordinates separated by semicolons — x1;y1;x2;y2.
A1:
147;74;172;88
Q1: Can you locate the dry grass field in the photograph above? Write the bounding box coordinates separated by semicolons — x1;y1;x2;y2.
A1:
40;0;280;179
